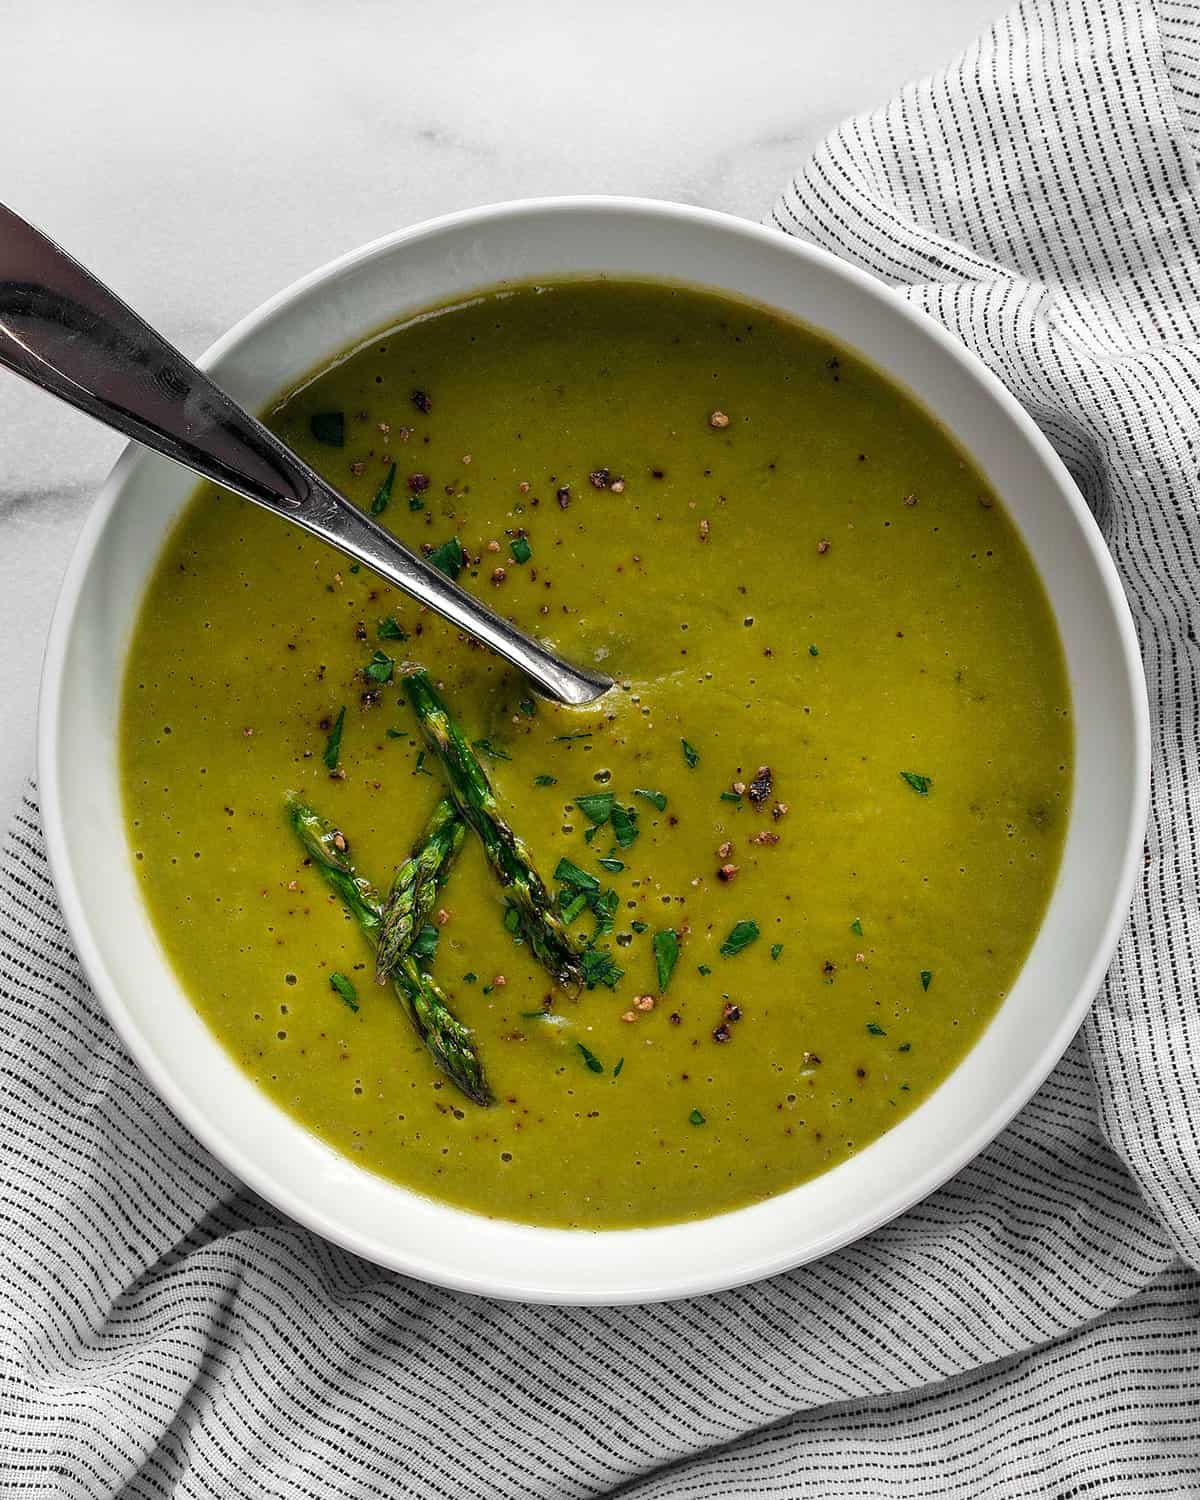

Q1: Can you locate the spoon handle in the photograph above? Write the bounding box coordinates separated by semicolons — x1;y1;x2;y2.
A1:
0;203;611;706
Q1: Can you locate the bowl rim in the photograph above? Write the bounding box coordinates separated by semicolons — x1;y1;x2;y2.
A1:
36;195;1150;1302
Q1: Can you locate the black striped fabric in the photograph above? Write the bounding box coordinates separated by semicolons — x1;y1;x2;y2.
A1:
4;1;1200;1492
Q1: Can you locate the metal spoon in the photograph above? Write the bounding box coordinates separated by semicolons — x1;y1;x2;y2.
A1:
0;203;612;706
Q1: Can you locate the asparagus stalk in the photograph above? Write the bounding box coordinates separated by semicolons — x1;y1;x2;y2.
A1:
287;794;491;1106
402;669;584;993
375;798;464;983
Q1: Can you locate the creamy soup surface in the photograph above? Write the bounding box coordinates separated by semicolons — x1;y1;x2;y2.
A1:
122;279;1071;1228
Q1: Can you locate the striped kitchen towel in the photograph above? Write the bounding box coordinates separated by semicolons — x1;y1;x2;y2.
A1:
3;0;1200;1494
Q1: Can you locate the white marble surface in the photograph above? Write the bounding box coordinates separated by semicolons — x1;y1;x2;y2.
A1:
0;0;1002;833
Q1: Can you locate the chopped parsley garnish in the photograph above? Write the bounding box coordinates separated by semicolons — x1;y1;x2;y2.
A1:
867;1021;887;1036
408;495;425;512
411;924;439;960
521;1008;551;1020
581;948;623;990
610;803;640;849
510;537;533;564
363;650;395;684
322;707;346;770
329;972;358;1010
463;972;478;984
518;697;537;718
900;771;933;796
428;537;465;580
533;774;558;786
653;929;679;992
371;462;396;515
589;887;619;938
698;963;713;976
377;616;407;641
808;644;820;657
309;411;344;447
898;1042;912;1052
472;738;511;762
920;970;933;991
719;919;760;958
719;790;743;804
681;738;700;768
554;857;600;892
688;1108;706;1126
560;891;589;925
597;855;625;874
554;731;594;742
577;1042;605;1073
575;791;614;825
850;917;864;936
770;943;783;960
413;750;432;776
634;788;667;812
613;1057;625;1078
385;727;405;739
630;920;648;935
503;906;521;934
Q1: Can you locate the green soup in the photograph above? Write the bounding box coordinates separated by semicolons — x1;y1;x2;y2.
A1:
121;279;1071;1228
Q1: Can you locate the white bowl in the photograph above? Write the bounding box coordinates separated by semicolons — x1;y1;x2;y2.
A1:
38;198;1149;1304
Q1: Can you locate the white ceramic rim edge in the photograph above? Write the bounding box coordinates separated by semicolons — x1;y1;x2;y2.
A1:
36;196;1150;1303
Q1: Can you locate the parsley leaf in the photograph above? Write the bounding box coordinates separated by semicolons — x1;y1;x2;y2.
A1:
329;971;358;1010
653;929;680;992
613;1057;625;1078
533;774;558;786
363;651;395;684
867;1021;887;1036
688;1108;705;1126
770;943;783;960
371;461;396;515
411;925;439;960
681;738;700;768
900;771;932;796
577;1043;605;1073
597;855;625;873
850;917;863;936
429;537;465;579
575;791;614;825
581;948;623;990
554;857;600;892
510;536;533;564
630;920;648;935
377;616;407;641
920;969;933;991
610;803;640;849
323;707;346;770
719;919;760;957
634;788;667;812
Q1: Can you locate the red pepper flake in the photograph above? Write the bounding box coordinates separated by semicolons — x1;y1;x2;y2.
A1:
588;468;611;490
717;863;739;883
349;461;367;477
717;840;734;859
712;1022;731;1043
556;486;571;509
903;493;918;507
354;621;367;641
490;567;507;585
408;472;430;493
